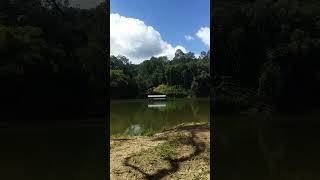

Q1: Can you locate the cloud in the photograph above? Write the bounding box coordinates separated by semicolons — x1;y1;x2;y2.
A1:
110;13;187;64
196;27;210;47
184;35;194;40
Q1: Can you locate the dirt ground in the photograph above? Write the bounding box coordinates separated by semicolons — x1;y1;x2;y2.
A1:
110;123;210;180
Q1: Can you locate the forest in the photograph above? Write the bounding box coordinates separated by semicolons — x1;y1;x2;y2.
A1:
110;49;210;99
0;0;107;118
212;0;320;113
2;0;320;117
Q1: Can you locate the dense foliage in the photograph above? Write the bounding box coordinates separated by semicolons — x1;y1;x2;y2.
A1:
110;50;210;98
0;0;107;118
213;0;320;112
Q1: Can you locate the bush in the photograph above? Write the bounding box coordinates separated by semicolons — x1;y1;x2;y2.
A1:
152;84;189;97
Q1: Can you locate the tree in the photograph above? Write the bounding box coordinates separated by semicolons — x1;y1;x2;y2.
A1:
200;51;207;59
173;49;185;61
0;1;109;117
191;72;210;97
136;56;166;89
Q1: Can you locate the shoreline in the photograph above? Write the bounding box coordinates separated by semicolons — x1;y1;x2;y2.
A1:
110;122;210;179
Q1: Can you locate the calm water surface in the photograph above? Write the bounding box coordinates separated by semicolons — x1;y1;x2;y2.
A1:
110;98;210;135
215;110;320;179
0;120;105;180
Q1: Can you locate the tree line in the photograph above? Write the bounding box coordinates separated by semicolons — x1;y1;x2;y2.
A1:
0;0;107;118
110;49;210;99
3;0;319;116
212;0;320;113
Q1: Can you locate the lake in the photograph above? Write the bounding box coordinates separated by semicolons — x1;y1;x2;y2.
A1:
0;120;105;180
110;98;210;135
215;110;320;179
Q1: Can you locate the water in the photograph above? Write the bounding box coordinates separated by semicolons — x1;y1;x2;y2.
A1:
110;98;210;135
0;120;105;180
215;111;320;179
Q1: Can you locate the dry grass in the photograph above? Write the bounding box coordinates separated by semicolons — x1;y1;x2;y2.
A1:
110;123;210;180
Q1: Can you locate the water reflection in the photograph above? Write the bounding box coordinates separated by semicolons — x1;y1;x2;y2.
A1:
215;112;320;179
0;120;105;180
147;103;166;108
110;98;209;135
124;124;142;135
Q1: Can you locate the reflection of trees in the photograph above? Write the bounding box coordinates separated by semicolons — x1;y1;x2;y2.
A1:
111;99;210;135
216;114;320;180
256;115;320;179
190;99;210;121
110;101;145;134
165;100;189;111
256;116;286;179
124;124;142;135
190;100;200;118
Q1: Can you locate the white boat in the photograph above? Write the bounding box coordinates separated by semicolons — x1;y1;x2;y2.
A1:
147;94;166;101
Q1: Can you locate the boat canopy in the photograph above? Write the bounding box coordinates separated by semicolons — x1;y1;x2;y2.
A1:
147;94;166;98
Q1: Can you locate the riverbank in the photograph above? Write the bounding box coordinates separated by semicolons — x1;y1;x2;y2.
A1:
110;123;210;180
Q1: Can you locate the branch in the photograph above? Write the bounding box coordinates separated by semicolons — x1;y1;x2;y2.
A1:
45;0;65;15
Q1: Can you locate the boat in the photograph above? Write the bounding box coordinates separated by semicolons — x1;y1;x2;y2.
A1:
147;94;166;101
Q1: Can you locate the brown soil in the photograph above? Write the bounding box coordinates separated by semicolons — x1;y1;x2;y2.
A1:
110;123;210;180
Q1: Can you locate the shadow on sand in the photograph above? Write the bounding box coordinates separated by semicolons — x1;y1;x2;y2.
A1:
123;124;208;180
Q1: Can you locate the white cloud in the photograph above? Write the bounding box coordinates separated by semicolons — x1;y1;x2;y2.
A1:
184;35;194;40
196;27;210;47
110;13;187;64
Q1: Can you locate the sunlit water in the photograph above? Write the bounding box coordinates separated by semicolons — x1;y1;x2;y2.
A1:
110;98;210;135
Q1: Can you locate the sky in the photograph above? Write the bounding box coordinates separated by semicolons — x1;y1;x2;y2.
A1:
110;0;210;64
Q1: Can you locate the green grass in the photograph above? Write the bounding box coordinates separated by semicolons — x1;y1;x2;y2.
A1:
110;133;130;139
111;129;156;138
111;122;209;138
137;129;156;136
138;131;193;163
154;139;180;158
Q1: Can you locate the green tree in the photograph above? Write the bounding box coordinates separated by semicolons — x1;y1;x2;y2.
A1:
191;72;210;97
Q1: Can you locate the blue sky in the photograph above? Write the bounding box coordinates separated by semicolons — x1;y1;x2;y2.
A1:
110;0;210;64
